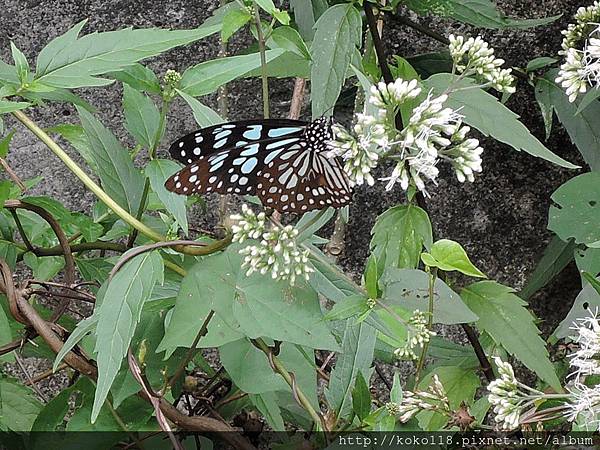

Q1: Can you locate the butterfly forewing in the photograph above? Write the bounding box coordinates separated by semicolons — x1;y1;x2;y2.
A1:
169;119;306;165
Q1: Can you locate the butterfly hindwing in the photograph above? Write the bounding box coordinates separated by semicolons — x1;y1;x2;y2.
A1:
168;119;307;165
255;147;352;213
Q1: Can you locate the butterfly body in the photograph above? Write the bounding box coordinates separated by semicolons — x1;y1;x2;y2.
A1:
165;118;352;213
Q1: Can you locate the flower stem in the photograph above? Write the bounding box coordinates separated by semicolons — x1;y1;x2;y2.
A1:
12;110;164;242
254;4;270;119
252;338;325;430
415;267;437;385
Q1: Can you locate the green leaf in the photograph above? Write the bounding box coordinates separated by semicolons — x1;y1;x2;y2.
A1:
408;0;560;29
250;392;285;431
31;384;75;431
364;255;379;299
536;73;600;170
548;173;600;247
520;236;575;300
0;296;14;363
23;253;64;281
92;250;163;422
268;26;310;60
425;73;578;169
180;49;285;96
53;314;98;372
416;366;479;430
0;181;10;209
296;208;335;242
145;159;188;234
576;247;600;281
324;294;369;321
351;372;371;421
10;43;29;83
176;89;223;127
390;372;402;404
159;288;243;355
406;51;453;79
107;63;161;94
77;107;145;214
584;272;600;296
0;58;20;85
526;57;557;72
233;275;339;350
461;281;561;391
34;22;221;88
0;100;30;114
0;376;43;431
576;88;600;115
554;277;600;340
310;4;362;118
290;0;327;40
370;204;432;271
0;131;15;159
221;7;252;42
421;239;486;278
122;84;161;150
220;338;288;393
243;50;310;79
255;0;290;24
46;123;96;172
325;320;376;418
381;268;478;324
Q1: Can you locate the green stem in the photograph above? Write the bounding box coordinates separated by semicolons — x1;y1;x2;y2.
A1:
252;338;324;429
127;98;171;247
414;267;437;385
254;4;270;119
12;110;164;242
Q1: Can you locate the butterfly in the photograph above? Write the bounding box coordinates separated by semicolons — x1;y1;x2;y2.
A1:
164;117;352;214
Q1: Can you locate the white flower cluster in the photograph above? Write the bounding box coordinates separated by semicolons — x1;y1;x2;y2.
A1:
448;35;515;94
488;357;523;430
230;205;313;285
565;383;600;430
393;310;437;360
556;2;600;102
568;307;600;380
392;375;450;423
329;79;483;195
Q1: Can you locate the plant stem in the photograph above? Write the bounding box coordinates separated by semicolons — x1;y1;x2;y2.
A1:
415;267;437;385
165;310;215;391
254;4;270;119
12;110;164;242
462;323;494;382
127;98;171;247
252;338;325;430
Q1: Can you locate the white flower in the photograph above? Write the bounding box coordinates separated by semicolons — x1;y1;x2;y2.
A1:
487;357;523;431
396;375;450;423
230;206;313;285
556;48;589;102
328;118;381;186
239;225;313;286
565;382;600;430
448;34;515;93
369;78;421;108
568;307;600;381
560;1;600;54
393;310;436;360
231;204;266;243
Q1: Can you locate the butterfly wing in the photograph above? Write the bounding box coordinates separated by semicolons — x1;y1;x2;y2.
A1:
255;144;352;213
169;119;307;165
165;136;304;197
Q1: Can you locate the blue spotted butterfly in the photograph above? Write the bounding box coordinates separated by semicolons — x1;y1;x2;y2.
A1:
164;117;352;214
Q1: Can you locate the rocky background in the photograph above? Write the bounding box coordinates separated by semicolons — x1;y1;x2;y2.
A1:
0;0;587;406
